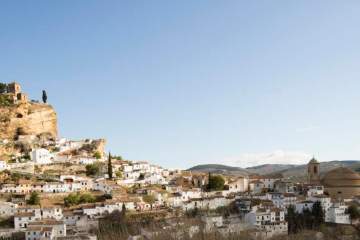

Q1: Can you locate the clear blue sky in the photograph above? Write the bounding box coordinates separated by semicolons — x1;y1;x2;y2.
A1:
1;1;360;169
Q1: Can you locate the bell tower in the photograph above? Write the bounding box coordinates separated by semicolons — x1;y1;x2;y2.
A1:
308;157;320;184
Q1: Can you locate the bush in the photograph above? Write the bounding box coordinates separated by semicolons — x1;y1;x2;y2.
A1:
86;162;101;176
207;175;225;191
79;193;95;204
64;193;81;207
0;95;12;106
115;171;122;178
93;151;102;159
0;83;7;94
27;192;40;205
143;194;156;205
10;172;22;182
113;155;123;161
96;194;113;202
347;204;360;221
64;193;96;207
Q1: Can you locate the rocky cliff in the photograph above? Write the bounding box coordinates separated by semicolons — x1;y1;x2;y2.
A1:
0;102;58;159
0;102;57;140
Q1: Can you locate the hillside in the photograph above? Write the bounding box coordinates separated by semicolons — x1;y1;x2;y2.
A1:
246;164;297;175
246;160;360;182
189;161;360;181
188;164;249;176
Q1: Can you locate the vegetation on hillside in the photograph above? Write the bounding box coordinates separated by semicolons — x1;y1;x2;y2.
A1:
0;95;12;106
287;201;324;234
27;192;40;205
86;162;102;176
207;174;225;191
64;193;96;207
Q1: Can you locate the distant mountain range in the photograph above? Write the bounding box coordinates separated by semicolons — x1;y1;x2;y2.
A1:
188;164;249;176
188;160;360;181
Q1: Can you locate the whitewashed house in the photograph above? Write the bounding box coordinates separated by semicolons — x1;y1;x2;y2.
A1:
295;201;314;213
326;202;351;224
25;219;66;239
145;174;168;185
267;193;297;209
244;207;287;238
249;180;265;194
0;160;9;171
14;212;38;230
133;161;150;172
78;157;97;165
31;148;53;165
0;202;18;217
17;207;63;221
125;171;141;180
0;180;33;194
182;196;233;211
307;185;324;197
25;226;54;240
259;176;282;190
123;164;133;173
228;177;249;193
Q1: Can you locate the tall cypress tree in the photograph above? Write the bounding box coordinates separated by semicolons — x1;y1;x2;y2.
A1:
108;152;113;179
42;90;47;103
286;205;298;234
312;201;324;229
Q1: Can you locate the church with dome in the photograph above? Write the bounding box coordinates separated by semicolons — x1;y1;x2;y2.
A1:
308;158;360;199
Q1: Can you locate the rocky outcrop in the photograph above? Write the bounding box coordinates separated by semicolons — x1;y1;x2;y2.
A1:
0;102;57;140
0;102;57;159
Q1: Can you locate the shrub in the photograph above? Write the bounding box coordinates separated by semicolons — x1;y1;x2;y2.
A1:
27;192;40;205
86;162;101;176
207;174;225;191
0;95;12;106
143;194;156;205
64;193;96;207
93;151;102;159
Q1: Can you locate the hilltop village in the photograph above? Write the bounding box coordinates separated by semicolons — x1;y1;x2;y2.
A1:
1;83;360;240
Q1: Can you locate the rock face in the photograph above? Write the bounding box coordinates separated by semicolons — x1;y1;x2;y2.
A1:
0;102;58;140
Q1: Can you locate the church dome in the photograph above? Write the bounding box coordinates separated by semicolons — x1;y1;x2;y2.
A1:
321;167;360;187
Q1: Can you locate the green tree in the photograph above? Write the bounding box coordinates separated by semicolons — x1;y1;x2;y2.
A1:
108;152;113;179
115;171;122;178
121;203;127;220
207;174;225;191
93;151;102;159
347;204;360;224
302;208;313;229
64;193;81;207
0;95;12;106
311;201;324;229
286;205;298;234
0;83;7;94
42;90;47;103
27;192;40;205
86;163;101;176
64;193;95;207
113;155;123;161
10;172;21;182
79;193;95;204
138;173;145;180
